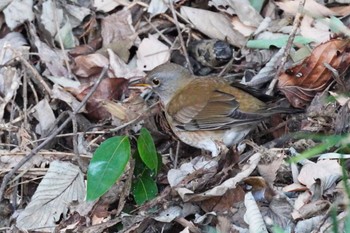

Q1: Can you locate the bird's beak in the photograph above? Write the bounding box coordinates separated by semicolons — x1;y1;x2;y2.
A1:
131;83;152;88
128;77;150;87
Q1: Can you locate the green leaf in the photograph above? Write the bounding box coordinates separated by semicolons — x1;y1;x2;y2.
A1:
247;36;314;49
132;172;158;205
330;206;339;233
55;21;75;49
288;134;343;163
344;211;350;233
87;136;130;201
137;128;158;172
272;226;287;233
329;16;350;37
249;0;264;12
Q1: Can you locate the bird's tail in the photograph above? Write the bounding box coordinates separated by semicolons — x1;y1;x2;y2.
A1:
262;106;304;115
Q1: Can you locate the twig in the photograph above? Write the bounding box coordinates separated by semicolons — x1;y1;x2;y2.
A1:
174;141;180;169
116;158;135;216
168;2;193;73
53;0;73;79
110;101;159;132
70;112;86;173
143;16;172;46
27;78;39;104
266;0;306;95
218;57;235;77
30;130;109;143
0;151;90;158
22;68;28;129
323;62;346;91
175;217;201;233
19;55;52;97
0;66;109;201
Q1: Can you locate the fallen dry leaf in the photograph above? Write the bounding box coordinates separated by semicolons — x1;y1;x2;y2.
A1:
298;160;341;191
276;0;335;18
137;35;170;71
69;37;103;57
72;53;110;79
278;38;350;108
180;6;246;48
67;78;128;120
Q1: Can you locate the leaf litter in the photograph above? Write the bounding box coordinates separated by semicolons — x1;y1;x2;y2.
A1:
0;0;350;232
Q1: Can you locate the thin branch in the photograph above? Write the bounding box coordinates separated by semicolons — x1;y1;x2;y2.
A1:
169;2;193;73
266;0;306;95
20;56;52;97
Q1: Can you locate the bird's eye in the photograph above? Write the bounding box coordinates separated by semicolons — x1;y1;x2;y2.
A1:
152;77;160;86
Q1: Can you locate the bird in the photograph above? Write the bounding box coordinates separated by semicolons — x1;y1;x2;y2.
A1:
143;62;297;156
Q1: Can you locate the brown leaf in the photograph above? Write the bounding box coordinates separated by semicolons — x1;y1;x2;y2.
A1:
200;186;245;213
67;78;128;120
72;54;109;79
69;37;103;57
278;39;350;108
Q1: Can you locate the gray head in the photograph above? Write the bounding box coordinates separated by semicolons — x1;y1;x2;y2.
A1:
145;63;193;105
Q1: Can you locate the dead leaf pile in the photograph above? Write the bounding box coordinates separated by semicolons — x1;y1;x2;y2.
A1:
0;0;350;232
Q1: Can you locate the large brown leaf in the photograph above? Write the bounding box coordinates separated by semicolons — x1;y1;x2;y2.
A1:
277;39;350;108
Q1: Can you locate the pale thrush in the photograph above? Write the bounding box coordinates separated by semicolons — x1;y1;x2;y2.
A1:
144;63;296;156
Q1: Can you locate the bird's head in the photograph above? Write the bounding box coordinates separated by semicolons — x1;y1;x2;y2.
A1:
145;63;193;105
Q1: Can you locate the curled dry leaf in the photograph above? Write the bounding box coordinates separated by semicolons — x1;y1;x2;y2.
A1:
278;39;350;108
244;192;268;233
242;176;275;202
67;78;128;120
297;160;342;191
294;199;331;220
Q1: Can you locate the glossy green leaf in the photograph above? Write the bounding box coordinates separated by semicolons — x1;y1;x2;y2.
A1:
137;128;158;172
87;136;130;200
132;173;158;205
247;36;313;49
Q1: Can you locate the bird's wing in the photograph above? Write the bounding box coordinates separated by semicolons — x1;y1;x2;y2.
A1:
167;78;266;131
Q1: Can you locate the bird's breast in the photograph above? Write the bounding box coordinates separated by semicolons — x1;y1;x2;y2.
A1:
170;124;253;155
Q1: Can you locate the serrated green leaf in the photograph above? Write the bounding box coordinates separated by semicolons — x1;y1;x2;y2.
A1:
137;128;158;172
247;36;314;49
132;173;158;205
87;136;130;200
